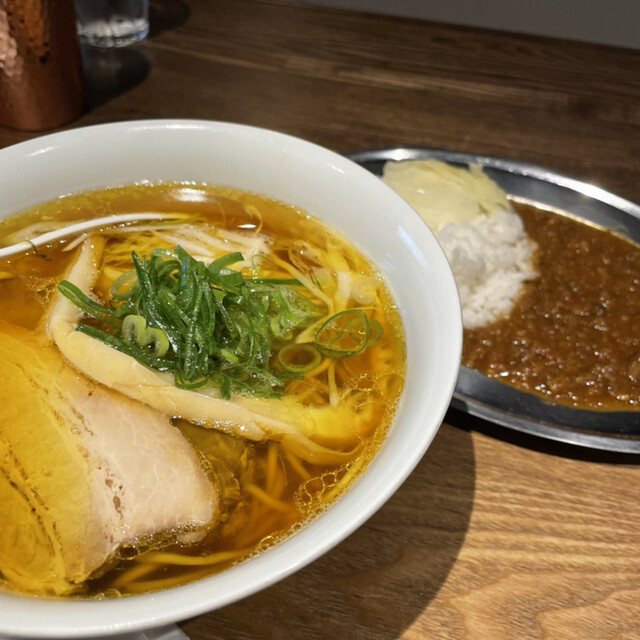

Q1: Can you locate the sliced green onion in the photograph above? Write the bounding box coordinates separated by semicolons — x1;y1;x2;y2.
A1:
315;309;370;359
110;269;138;300
57;280;121;328
142;327;170;357
277;343;322;373
122;314;170;357
122;314;147;345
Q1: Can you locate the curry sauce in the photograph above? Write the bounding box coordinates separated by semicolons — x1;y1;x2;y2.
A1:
463;203;640;411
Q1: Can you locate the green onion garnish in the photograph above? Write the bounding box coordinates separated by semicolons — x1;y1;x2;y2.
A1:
277;343;322;373
122;314;170;357
58;246;383;399
58;247;324;399
315;309;370;359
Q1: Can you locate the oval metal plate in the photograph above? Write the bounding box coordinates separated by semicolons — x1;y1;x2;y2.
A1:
345;147;640;454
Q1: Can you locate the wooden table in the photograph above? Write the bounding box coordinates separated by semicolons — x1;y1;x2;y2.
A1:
2;2;640;637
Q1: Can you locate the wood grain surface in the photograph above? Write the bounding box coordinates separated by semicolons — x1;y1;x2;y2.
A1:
1;1;640;638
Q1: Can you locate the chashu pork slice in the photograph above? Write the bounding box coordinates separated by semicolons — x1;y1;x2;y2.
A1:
0;320;217;596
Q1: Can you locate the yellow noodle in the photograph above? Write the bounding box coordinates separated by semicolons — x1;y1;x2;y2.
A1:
292;316;328;344
125;569;214;594
143;549;249;567
282;380;316;401
302;357;332;379
269;254;332;309
110;563;158;590
284;451;312;481
102;266;127;283
245;484;292;513
233;513;291;548
265;443;279;495
270;462;287;500
323;456;368;503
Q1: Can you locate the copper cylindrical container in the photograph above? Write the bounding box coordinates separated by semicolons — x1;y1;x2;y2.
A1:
0;0;84;131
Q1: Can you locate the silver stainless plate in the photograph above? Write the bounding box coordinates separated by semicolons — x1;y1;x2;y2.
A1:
345;147;640;454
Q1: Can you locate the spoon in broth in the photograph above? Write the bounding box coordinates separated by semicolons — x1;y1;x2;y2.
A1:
0;212;189;259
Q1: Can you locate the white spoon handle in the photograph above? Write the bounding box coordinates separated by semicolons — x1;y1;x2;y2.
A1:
0;213;182;260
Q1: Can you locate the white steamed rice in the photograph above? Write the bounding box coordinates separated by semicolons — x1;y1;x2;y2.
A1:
436;209;538;329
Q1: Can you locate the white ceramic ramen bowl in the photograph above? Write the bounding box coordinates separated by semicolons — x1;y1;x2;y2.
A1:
0;120;462;639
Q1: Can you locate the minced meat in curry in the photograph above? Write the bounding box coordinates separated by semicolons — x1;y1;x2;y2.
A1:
462;202;640;411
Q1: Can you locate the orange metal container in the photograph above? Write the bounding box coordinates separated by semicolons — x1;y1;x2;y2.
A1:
0;0;83;131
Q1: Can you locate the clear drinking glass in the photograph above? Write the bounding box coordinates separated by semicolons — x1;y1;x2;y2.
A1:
74;0;149;47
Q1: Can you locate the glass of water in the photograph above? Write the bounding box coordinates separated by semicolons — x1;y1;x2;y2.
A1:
74;0;150;47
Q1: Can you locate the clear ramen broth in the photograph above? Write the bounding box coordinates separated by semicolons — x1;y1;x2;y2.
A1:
0;184;405;598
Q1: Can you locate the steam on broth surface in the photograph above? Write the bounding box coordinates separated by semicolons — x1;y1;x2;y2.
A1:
0;184;405;598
